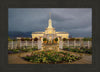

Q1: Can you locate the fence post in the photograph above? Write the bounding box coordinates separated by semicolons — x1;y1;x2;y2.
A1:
38;40;42;50
16;41;17;49
67;40;69;47
32;40;33;48
80;40;83;48
41;44;43;51
20;40;21;49
26;40;27;48
88;40;90;49
12;40;13;49
59;41;63;49
74;40;76;48
78;41;80;48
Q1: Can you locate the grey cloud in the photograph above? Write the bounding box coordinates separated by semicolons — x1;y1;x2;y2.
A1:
8;8;92;37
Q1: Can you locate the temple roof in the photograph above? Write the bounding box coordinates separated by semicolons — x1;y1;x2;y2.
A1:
32;32;44;34
32;31;69;34
56;32;69;34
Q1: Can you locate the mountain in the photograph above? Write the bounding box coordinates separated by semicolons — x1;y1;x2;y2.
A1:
8;31;32;39
8;31;92;39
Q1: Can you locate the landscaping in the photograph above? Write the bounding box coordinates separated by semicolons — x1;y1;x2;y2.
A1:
8;47;38;54
24;51;81;64
63;47;92;54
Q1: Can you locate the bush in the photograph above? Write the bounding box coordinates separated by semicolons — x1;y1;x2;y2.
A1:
43;38;47;41
82;37;92;41
8;36;12;41
8;47;38;54
34;38;38;41
55;38;58;41
63;47;92;54
24;51;81;64
63;38;67;41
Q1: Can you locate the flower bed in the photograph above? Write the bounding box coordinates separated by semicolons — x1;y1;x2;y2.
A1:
63;47;92;54
8;47;38;54
24;51;81;64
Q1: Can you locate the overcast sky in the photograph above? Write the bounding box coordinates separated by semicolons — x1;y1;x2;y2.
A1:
8;8;92;37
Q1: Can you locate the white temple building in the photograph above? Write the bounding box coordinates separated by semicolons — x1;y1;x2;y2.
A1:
31;13;69;43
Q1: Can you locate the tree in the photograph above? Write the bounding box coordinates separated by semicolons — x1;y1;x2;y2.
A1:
76;39;80;41
13;39;17;41
63;38;67;41
24;38;30;41
21;38;25;41
83;37;92;41
69;38;75;41
43;38;47;41
34;37;38;41
55;38;58;41
8;36;12;41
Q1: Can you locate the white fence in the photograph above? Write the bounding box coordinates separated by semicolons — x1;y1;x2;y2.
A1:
63;40;92;49
8;40;92;50
8;41;38;49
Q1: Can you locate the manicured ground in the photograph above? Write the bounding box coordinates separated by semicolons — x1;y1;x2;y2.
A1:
8;50;92;64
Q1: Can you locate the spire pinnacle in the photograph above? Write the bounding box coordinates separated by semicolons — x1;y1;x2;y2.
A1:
48;12;53;28
49;12;51;19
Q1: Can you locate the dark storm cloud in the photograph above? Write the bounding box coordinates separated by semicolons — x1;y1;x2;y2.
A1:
8;8;92;37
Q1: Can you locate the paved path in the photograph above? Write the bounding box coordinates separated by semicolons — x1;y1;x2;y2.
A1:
8;50;92;64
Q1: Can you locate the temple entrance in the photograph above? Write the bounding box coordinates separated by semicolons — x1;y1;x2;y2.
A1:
48;36;52;44
48;40;52;44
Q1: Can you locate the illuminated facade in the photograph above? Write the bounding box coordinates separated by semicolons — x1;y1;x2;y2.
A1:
31;13;69;43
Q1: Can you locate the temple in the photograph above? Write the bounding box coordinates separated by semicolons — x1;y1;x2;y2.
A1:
31;13;69;43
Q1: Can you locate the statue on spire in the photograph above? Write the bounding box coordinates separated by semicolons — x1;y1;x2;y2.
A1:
49;12;51;19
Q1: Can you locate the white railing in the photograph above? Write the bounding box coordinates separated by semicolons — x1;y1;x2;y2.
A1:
8;40;92;50
8;41;38;49
63;40;92;49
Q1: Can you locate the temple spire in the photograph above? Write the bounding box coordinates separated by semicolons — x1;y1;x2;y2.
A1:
49;12;51;19
48;12;53;28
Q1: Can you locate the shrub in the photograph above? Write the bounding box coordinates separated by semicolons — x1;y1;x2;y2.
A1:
8;36;12;41
43;38;47;41
82;37;92;41
34;37;38;41
8;47;38;54
69;38;75;41
24;51;81;64
55;38;58;41
63;47;92;54
63;38;67;41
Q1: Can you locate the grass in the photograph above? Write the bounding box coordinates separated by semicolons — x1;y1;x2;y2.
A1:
63;47;92;54
8;47;38;54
